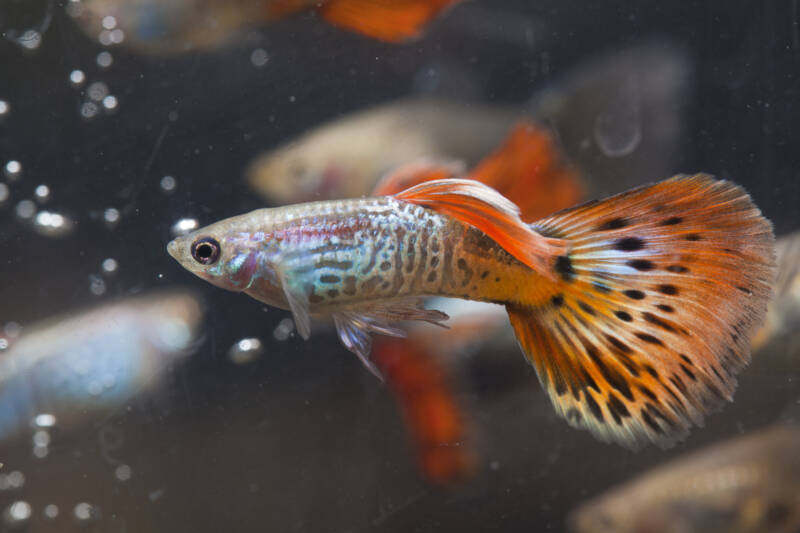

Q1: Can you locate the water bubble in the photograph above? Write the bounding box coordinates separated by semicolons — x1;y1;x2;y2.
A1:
0;183;9;205
89;274;106;296
0;100;8;117
114;464;132;482
102;95;118;111
273;318;295;341
73;502;99;522
159;175;176;193
148;488;165;502
592;77;642;158
228;337;264;365
5;160;22;181
101;258;118;274
34;185;50;203
15;200;36;220
43;504;58;519
69;69;85;86
32;429;50;447
34;413;56;428
0;471;25;490
87;82;109;102
87;381;103;396
104;207;120;227
17;30;42;50
170;218;198;237
98;30;113;46
80;102;99;119
0;338;8;351
33;211;74;237
3;501;31;525
250;48;269;67
96;51;113;68
32;444;48;459
110;29;125;44
101;15;117;30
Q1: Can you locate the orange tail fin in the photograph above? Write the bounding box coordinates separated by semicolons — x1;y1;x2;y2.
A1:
394;178;569;281
372;159;465;196
318;0;461;42
507;175;775;449
469;121;584;222
372;337;474;485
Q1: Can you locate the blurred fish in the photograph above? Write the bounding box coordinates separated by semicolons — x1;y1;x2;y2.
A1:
0;290;203;441
168;174;774;449
248;99;520;204
247;42;690;204
69;0;461;54
752;230;800;351
568;424;800;533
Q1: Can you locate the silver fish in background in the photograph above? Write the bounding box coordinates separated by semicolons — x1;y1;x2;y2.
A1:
247;42;690;205
568;424;800;533
0;290;203;442
752;230;800;351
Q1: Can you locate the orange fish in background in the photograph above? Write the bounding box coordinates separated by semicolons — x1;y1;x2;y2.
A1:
369;120;584;485
69;0;462;55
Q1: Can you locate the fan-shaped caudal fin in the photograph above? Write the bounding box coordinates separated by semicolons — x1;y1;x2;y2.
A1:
468;120;584;222
318;0;462;43
394;178;569;281
507;175;775;449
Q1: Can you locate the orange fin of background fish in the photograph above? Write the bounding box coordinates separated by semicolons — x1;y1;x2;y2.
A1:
372;159;465;196
264;0;313;18
318;0;461;42
508;174;775;449
469;120;585;222
372;337;475;485
395;178;569;281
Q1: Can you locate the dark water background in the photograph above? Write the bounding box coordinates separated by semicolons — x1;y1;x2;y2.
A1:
1;1;799;531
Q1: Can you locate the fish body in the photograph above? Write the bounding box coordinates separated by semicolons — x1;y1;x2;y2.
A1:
70;0;461;54
0;291;203;441
569;425;800;533
169;175;775;449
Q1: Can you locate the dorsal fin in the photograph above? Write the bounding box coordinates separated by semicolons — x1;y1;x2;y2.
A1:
394;178;569;280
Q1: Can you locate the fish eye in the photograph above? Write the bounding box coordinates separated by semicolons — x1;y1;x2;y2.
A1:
191;237;220;265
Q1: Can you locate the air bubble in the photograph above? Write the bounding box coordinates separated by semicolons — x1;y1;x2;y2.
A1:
87;381;103;396
80;101;99;119
43;504;58;519
115;464;132;481
273;318;295;341
110;29;125;44
89;274;106;296
32;430;50;447
0;471;25;490
104;207;120;227
102;95;118;111
0;183;9;205
87;82;109;102
170;218;198;237
96;51;113;68
4;322;21;338
593;77;642;158
69;69;85;86
33;211;74;237
0;100;8;117
101;258;118;274
160;175;176;193
0;338;8;351
17;30;42;50
101;15;117;30
250;48;269;67
15;200;36;220
98;30;113;46
32;444;48;459
73;502;98;522
228;337;264;365
34;413;56;427
5;160;22;181
3;501;31;525
34;185;50;203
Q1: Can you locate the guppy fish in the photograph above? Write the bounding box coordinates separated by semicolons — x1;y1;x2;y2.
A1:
168;175;775;448
0;291;203;442
568;424;800;533
69;0;461;55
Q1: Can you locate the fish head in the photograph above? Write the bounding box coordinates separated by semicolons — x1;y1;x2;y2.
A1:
167;213;276;295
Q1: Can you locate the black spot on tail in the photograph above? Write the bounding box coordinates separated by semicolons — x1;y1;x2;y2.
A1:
585;393;604;422
596;217;629;231
657;304;674;313
658;284;678;295
624;289;646;300
627;259;654;271
684;234;701;241
555;255;575;282
666;265;689;273
614;310;633;322
661;216;683;226
614;237;645;251
635;332;665;346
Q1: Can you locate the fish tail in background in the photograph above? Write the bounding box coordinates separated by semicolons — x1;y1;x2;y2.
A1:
468;120;584;222
317;0;462;42
371;159;466;196
372;337;474;485
505;175;775;448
